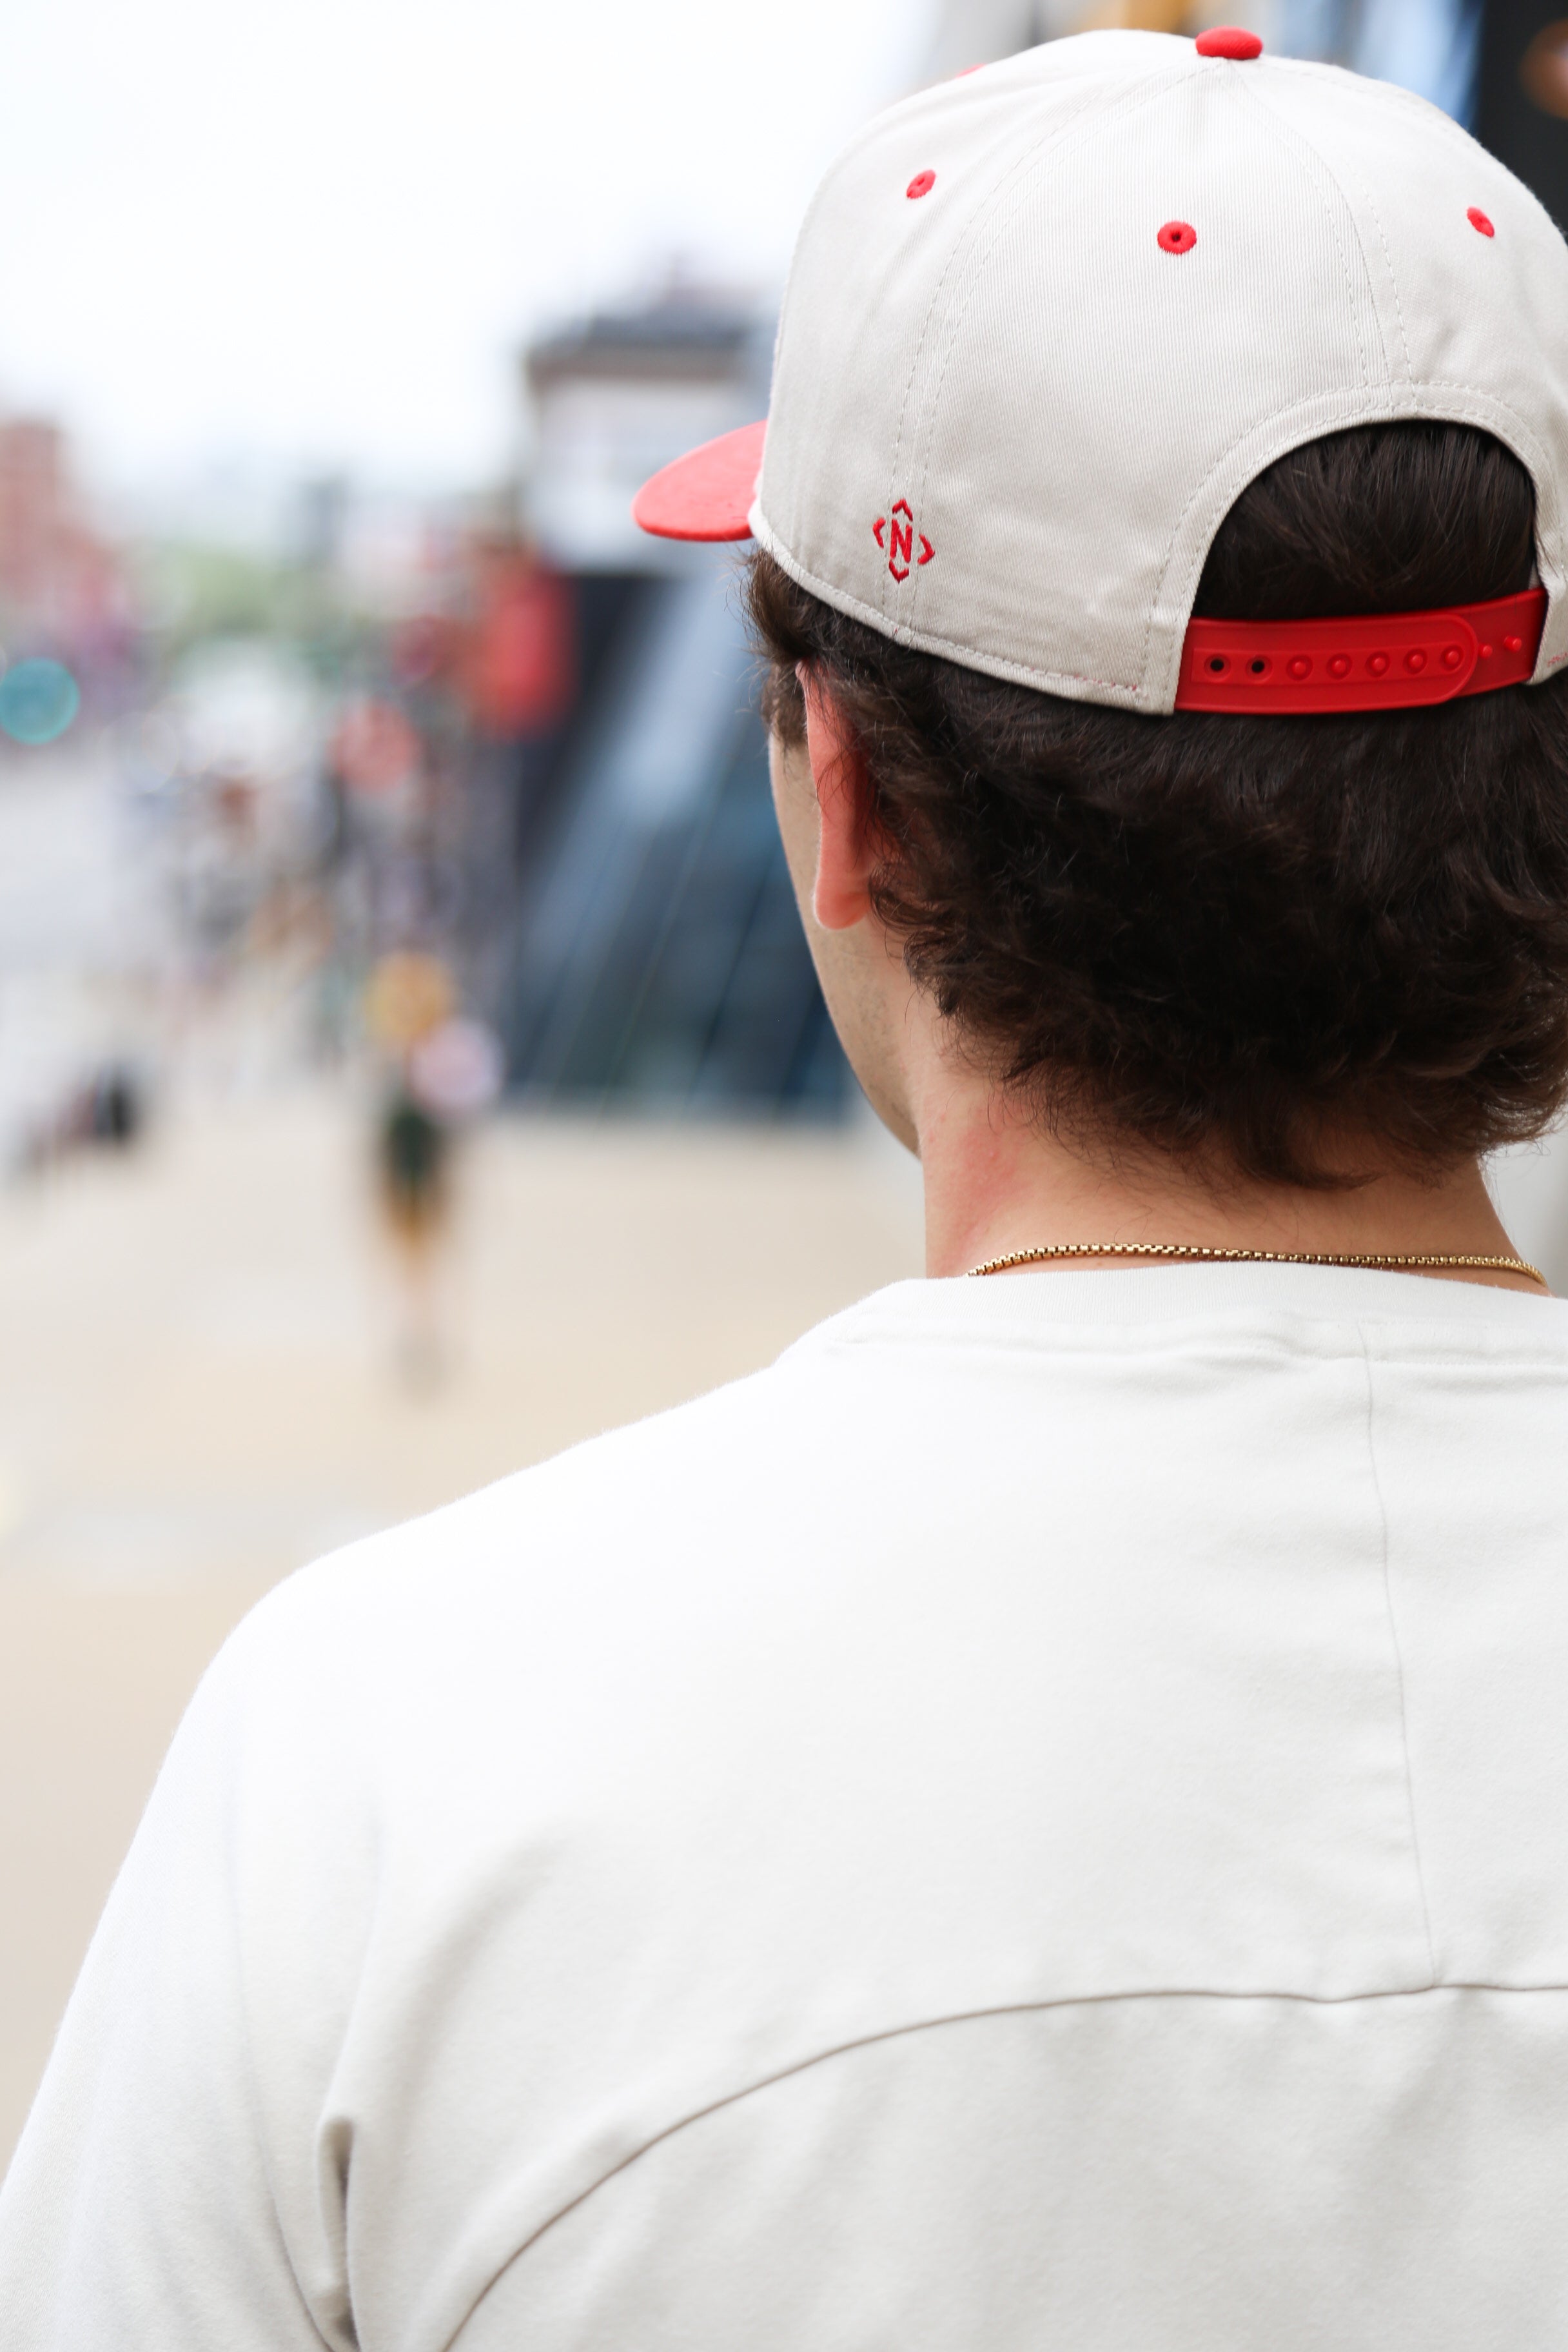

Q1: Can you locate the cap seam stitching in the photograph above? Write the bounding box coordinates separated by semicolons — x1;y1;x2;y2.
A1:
1251;74;1416;385
1353;179;1413;384
897;66;1209;642
1143;73;1380;694
1233;74;1384;391
881;83;1118;629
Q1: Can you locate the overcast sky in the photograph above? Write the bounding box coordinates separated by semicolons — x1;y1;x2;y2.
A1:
0;0;925;504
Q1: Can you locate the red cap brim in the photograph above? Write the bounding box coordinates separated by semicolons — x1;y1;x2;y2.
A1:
632;420;766;542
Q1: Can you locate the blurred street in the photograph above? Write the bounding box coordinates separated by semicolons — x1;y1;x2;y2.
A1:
0;1087;922;2166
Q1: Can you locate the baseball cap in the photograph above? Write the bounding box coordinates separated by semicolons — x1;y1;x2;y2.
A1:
633;30;1568;716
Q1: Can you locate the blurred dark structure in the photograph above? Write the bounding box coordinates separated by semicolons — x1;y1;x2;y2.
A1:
1476;1;1568;225
489;291;847;1117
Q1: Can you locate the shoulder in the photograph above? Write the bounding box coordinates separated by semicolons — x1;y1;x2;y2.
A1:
202;1301;886;1764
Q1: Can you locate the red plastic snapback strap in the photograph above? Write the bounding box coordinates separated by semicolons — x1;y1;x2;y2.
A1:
1176;587;1546;714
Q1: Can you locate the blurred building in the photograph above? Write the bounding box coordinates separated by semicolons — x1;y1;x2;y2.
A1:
0;416;133;694
485;291;846;1118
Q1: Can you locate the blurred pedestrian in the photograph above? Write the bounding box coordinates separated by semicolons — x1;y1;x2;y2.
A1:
363;950;458;1381
375;1085;449;1380
362;955;504;1381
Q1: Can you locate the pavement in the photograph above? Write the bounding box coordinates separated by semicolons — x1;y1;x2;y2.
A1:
0;1088;923;2170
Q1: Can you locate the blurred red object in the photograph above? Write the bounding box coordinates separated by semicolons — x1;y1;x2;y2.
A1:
461;549;575;740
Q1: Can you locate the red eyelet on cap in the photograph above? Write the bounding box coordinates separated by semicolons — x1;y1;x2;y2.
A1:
1467;206;1494;237
1195;25;1264;56
906;170;936;200
1158;220;1197;255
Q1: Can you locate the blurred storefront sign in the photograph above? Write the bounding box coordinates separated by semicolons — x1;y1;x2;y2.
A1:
0;415;135;727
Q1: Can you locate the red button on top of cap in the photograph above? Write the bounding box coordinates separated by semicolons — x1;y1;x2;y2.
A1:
1195;25;1264;55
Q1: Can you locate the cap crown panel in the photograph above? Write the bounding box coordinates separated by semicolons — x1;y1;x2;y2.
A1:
901;65;1382;701
757;33;1568;710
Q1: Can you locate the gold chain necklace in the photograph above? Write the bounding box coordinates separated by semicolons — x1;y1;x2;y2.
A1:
967;1240;1549;1288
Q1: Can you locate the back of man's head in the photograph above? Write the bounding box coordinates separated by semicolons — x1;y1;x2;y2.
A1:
636;33;1568;1202
747;420;1568;1187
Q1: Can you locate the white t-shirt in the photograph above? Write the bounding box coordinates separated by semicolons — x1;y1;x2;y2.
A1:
4;1264;1568;2349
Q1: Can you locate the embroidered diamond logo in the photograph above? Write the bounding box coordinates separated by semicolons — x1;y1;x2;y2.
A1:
872;499;935;583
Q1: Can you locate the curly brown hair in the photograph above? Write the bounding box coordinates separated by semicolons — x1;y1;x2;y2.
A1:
747;424;1568;1188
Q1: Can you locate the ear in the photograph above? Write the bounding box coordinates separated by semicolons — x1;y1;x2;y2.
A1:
800;670;876;932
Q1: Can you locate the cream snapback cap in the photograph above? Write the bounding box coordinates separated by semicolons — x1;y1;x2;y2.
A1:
635;29;1568;716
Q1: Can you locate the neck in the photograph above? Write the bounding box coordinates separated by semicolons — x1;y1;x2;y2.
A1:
912;1067;1538;1294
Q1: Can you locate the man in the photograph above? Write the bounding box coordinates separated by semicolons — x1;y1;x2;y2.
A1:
5;29;1568;2348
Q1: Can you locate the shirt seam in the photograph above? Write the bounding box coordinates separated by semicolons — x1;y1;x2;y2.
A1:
450;1977;1568;2346
1359;1324;1438;1984
798;1327;1568;1372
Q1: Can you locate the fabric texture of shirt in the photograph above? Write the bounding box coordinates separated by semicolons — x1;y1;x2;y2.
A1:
3;1262;1567;2349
